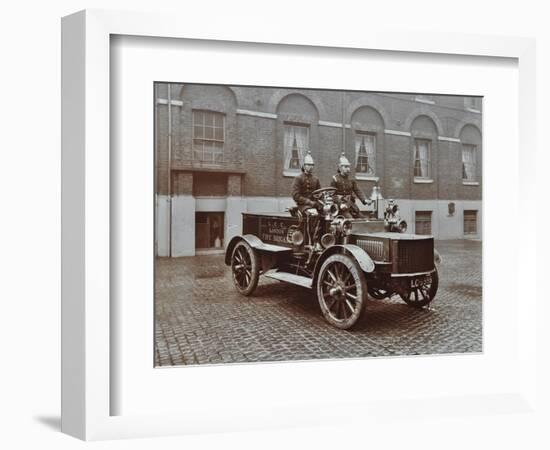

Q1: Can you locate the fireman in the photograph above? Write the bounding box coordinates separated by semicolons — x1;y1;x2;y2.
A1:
291;151;321;246
330;152;370;218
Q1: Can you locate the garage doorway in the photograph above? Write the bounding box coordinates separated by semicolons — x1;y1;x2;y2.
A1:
195;212;225;252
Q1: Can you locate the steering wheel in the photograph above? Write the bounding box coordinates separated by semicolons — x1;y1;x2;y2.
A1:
311;187;337;199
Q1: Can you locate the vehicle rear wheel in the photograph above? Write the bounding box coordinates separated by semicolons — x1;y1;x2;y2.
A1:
400;268;439;308
231;240;260;296
316;254;367;330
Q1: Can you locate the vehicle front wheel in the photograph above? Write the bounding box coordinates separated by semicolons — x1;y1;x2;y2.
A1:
231;240;260;296
399;268;439;308
316;254;367;330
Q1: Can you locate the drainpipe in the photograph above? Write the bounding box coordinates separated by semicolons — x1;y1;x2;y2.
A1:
167;83;172;257
341;91;346;153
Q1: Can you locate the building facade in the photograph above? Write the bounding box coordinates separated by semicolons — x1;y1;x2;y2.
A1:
155;83;482;257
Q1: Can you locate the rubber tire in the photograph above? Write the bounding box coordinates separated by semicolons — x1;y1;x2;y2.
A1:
400;268;439;308
316;253;367;330
231;240;260;296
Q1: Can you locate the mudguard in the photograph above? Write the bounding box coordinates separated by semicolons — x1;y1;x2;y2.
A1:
313;244;375;285
225;235;291;265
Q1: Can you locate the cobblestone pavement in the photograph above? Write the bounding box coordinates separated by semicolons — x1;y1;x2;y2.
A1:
155;240;482;366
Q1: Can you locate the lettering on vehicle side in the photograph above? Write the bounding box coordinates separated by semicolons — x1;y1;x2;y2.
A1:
261;234;288;244
260;219;290;245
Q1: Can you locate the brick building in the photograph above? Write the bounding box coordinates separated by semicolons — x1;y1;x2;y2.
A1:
155;83;482;257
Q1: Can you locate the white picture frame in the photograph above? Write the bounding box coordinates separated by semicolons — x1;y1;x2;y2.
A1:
61;9;540;441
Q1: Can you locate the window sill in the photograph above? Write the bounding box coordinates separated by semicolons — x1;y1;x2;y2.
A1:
283;169;301;178
356;175;379;182
413;178;434;184
463;234;481;240
415;97;435;105
462;181;480;186
194;196;227;199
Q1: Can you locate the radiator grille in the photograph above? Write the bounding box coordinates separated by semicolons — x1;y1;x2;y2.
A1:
356;239;385;261
396;239;434;273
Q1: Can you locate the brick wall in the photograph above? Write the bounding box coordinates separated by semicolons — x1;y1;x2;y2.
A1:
227;174;242;196
193;173;227;197
237;114;277;196
155;83;482;202
172;172;193;196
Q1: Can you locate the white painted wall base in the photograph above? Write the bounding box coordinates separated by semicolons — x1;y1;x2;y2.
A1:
386;199;482;239
245;197;282;213
156;196;482;256
226;197;247;246
155;195;170;257
171;195;196;257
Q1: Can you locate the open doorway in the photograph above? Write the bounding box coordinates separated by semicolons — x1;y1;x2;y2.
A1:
195;212;224;252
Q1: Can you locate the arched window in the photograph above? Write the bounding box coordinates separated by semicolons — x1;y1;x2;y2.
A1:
283;123;309;171
354;132;376;176
461;144;477;181
350;106;384;179
459;124;482;183
276;94;318;175
410;115;438;182
413;139;431;179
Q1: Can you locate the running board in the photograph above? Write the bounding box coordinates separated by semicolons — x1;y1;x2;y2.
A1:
263;270;313;289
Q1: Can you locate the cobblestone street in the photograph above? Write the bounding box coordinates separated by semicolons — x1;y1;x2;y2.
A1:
155;240;482;366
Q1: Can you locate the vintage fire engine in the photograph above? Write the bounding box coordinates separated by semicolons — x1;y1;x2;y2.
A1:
225;187;441;330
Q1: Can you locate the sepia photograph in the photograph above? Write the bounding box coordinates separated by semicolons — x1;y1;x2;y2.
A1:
153;83;482;366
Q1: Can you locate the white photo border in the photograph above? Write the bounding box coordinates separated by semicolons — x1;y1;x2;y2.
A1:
112;37;517;416
61;9;538;441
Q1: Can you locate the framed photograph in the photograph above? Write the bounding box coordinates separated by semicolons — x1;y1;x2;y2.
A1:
62;9;538;441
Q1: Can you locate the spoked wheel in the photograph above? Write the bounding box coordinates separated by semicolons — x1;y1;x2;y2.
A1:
368;287;392;300
400;268;439;308
316;254;367;330
231;240;260;296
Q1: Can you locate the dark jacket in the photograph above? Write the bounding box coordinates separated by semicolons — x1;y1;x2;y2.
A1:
330;173;367;203
291;172;321;210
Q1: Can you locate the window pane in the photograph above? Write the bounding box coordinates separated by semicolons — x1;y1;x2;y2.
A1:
193;125;202;139
415;211;432;235
214;151;223;163
202;145;212;162
414;160;422;177
464;210;477;234
355;132;375;175
414;140;431;178
204;112;214;127
192;111;224;162
194;111;204;125
462;144;476;180
466;97;480;109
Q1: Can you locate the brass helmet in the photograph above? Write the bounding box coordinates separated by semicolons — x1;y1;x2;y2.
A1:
303;151;315;166
337;152;351;172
